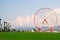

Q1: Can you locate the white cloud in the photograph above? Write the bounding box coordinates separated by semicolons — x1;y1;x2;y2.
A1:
54;8;60;14
15;8;60;27
16;14;35;27
53;8;60;26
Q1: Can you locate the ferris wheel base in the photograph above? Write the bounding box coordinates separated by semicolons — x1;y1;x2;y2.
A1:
49;28;53;32
36;28;53;32
36;28;41;32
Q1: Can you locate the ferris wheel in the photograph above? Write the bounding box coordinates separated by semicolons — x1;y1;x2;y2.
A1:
34;8;57;32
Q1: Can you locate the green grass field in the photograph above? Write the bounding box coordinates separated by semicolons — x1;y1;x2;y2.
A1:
0;32;60;40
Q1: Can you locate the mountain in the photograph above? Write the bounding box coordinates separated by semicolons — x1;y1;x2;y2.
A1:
11;25;60;31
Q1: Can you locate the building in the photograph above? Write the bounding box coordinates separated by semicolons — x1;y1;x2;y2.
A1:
4;21;11;32
0;18;2;31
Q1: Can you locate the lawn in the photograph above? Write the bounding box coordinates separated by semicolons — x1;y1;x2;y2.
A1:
0;32;60;40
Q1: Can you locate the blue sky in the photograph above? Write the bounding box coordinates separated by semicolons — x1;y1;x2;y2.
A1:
0;0;60;27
